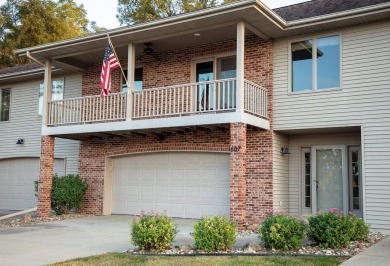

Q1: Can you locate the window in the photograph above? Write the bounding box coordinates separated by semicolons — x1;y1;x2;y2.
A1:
0;88;11;121
291;35;340;92
122;67;143;92
39;79;64;116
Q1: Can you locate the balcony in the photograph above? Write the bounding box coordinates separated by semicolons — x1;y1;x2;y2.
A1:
43;78;269;136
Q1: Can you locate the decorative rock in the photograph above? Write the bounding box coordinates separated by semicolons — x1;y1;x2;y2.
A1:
23;214;32;223
180;245;193;252
243;242;262;253
246;224;258;231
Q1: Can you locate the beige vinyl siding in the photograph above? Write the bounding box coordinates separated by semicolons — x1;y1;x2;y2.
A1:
273;132;289;212
287;133;361;216
0;73;81;174
273;20;390;230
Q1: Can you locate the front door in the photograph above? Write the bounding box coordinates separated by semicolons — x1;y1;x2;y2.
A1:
310;146;348;214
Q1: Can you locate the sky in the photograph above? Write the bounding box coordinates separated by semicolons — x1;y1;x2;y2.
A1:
0;0;311;29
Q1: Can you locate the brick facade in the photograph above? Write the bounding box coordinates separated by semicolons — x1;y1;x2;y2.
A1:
76;35;273;226
230;123;247;229
37;136;55;217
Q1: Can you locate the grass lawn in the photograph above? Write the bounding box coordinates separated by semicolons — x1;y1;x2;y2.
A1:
52;253;345;266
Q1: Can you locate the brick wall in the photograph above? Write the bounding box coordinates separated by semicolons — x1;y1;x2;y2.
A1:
78;130;230;214
38;136;55;217
79;35;273;226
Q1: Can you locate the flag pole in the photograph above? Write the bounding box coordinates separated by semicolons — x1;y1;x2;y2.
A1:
106;33;129;87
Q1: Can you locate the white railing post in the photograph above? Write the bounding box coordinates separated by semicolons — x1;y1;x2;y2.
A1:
126;43;135;120
42;59;52;125
236;21;245;112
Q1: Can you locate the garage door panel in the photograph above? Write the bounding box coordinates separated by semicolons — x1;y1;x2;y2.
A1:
112;152;230;219
185;187;199;199
170;186;183;197
155;186;169;197
140;186;153;197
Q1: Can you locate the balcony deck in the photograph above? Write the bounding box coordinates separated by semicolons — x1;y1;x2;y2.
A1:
43;78;269;136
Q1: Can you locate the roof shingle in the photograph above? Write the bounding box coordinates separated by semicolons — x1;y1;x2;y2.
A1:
274;0;390;21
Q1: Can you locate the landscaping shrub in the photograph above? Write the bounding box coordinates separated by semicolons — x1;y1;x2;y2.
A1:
308;208;369;248
34;174;88;215
259;212;308;251
193;215;237;252
349;213;369;241
130;212;178;251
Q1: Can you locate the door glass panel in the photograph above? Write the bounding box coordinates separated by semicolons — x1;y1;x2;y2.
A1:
316;149;343;212
196;61;214;111
304;151;311;208
351;150;360;210
218;57;236;109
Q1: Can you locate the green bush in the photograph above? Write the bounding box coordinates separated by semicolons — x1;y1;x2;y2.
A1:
308;208;368;248
192;215;237;252
130;212;178;251
34;174;88;215
349;213;369;241
259;212;308;251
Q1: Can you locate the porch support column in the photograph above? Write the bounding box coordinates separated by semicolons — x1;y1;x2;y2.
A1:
42;59;52;125
126;43;135;120
230;122;247;229
236;21;245;112
37;135;55;217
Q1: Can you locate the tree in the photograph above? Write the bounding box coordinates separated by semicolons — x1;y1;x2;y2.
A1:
117;0;238;25
0;0;100;68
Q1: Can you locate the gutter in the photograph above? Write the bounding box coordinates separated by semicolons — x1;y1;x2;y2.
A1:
26;51;45;67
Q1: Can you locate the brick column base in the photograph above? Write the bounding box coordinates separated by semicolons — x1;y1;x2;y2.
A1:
37;135;55;217
230;123;247;229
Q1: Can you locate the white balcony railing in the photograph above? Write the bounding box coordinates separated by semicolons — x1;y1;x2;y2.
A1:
132;78;237;118
48;92;127;125
47;78;267;126
244;80;268;118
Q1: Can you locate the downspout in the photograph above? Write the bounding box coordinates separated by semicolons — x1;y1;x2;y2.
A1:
26;51;45;67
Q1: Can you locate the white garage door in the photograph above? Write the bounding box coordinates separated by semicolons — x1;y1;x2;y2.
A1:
0;158;65;211
112;152;230;219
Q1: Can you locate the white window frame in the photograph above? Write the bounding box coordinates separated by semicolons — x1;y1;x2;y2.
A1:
288;33;342;94
0;88;11;122
38;78;64;117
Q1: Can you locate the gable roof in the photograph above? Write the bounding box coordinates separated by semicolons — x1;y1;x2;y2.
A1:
275;0;390;21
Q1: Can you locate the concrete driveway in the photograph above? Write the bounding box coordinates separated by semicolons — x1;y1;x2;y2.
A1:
0;215;257;266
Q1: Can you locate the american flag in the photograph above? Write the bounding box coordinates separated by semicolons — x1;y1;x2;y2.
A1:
100;42;120;96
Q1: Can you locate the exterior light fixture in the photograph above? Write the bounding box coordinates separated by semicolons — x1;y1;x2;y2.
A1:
194;33;201;37
16;138;25;144
280;146;290;155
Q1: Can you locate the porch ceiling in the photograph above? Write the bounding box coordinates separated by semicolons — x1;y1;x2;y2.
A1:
276;126;361;135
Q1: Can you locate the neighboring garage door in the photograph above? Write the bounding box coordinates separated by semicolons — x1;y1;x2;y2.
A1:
0;158;65;211
112;152;230;219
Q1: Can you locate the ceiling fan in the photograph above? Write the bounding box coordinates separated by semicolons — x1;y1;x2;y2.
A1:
137;42;160;61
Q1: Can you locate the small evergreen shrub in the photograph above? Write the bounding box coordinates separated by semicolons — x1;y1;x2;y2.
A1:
259;212;308;251
130;212;178;251
308;208;368;248
34;174;88;215
193;215;237;252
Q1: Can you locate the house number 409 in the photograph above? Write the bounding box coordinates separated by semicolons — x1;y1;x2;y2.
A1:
231;146;241;152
